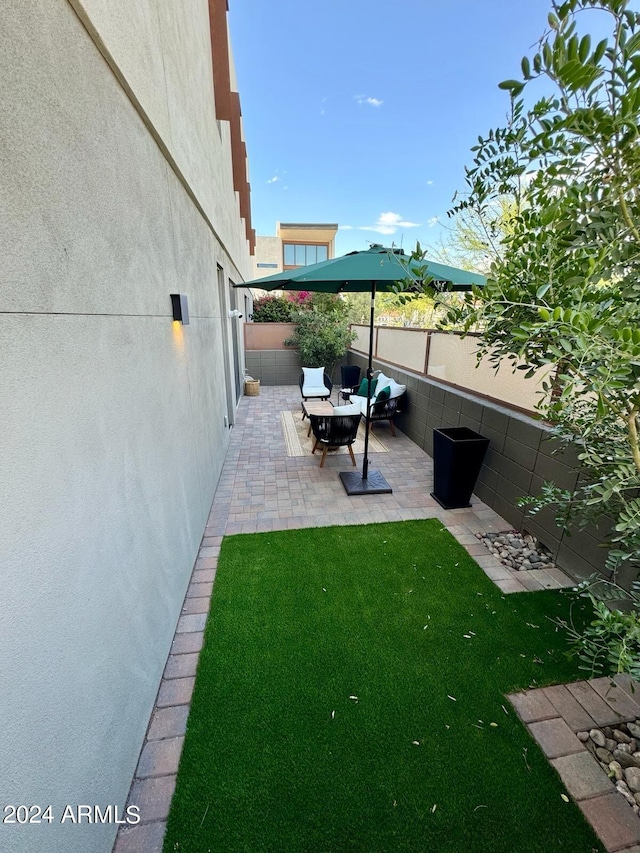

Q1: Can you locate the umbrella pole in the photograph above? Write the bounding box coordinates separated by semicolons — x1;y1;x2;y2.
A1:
339;283;392;495
361;282;375;480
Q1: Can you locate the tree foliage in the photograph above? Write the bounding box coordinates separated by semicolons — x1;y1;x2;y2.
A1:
430;194;519;273
560;576;640;678
440;0;640;573
427;0;640;673
343;291;437;328
284;293;356;379
251;294;298;323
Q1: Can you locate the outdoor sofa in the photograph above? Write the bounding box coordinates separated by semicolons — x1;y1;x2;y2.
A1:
346;370;406;436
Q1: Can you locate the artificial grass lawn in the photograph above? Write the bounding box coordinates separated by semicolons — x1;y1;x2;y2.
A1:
164;520;604;853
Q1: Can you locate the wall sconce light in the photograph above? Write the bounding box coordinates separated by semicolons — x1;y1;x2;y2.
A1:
170;294;189;325
228;309;243;319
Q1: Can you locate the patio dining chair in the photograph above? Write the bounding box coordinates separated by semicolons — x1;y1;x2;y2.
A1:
309;412;362;468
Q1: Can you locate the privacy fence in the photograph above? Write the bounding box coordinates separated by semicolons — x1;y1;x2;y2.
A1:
350;325;552;417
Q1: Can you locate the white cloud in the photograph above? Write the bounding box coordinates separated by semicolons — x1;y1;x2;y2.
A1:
339;224;354;230
266;176;280;184
357;211;421;235
427;216;439;227
426;180;434;186
354;95;383;107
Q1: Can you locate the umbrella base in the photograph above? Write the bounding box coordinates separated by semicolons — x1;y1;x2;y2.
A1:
339;470;392;495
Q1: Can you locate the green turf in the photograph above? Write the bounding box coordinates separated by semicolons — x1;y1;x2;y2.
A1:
164;520;604;853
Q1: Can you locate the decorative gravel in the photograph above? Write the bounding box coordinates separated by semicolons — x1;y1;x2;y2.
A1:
579;721;640;815
477;530;557;572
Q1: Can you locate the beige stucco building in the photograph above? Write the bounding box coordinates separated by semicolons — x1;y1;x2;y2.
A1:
1;2;252;851
252;221;338;280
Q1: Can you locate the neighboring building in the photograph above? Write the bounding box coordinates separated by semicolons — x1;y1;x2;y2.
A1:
252;222;338;280
1;2;252;852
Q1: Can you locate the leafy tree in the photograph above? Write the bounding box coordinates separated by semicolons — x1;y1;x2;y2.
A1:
412;0;640;674
343;291;438;328
251;294;297;322
430;194;519;274
343;292;372;325
284;293;356;379
376;292;439;327
559;576;640;679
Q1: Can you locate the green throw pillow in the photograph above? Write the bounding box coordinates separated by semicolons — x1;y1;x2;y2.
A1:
376;385;391;402
357;377;378;397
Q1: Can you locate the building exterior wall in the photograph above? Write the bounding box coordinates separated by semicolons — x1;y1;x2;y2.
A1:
251;222;338;281
0;2;250;852
252;235;281;279
278;222;337;257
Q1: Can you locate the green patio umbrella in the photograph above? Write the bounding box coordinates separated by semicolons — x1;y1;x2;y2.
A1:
235;244;485;495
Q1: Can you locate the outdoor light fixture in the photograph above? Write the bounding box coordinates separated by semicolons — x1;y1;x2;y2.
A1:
228;309;243;319
170;294;189;325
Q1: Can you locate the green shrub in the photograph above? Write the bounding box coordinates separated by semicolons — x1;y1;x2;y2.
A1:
251;295;295;323
284;294;356;379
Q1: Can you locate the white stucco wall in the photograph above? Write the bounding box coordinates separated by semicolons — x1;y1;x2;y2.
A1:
0;1;250;851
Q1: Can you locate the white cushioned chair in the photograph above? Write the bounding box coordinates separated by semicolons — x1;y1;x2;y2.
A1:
349;371;406;436
299;367;333;401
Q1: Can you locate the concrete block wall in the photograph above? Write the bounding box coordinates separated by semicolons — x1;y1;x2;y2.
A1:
245;350;347;389
245;349;303;386
349;353;612;582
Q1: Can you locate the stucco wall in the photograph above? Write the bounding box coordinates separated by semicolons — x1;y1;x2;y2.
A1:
252;235;281;279
351;326;551;416
0;2;249;852
244;322;297;350
68;0;251;271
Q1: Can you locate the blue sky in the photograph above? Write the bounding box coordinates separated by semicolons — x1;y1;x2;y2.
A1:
227;0;609;258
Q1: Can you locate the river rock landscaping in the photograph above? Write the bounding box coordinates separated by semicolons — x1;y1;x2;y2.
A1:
580;721;640;814
477;530;558;572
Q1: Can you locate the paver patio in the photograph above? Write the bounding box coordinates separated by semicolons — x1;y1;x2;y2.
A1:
113;384;577;853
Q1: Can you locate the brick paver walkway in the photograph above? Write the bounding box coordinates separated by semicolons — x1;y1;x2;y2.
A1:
509;674;640;852
114;385;574;852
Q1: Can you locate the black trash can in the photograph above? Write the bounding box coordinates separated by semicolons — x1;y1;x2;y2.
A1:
431;427;490;510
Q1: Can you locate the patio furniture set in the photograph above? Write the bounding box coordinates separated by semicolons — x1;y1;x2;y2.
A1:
299;365;406;467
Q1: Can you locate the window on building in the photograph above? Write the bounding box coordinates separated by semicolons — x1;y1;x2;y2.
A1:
257;262;278;268
283;243;328;268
